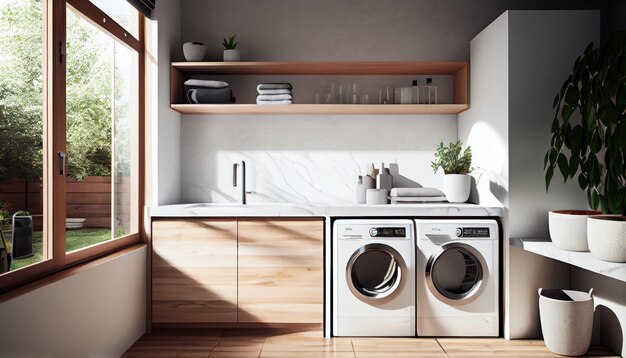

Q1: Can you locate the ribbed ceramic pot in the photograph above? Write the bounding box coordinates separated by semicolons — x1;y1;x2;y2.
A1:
548;210;601;251
442;174;470;203
587;215;626;262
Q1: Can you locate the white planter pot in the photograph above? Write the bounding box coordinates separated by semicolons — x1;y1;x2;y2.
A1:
539;288;594;356
442;174;470;203
182;42;206;61
548;210;600;251
587;215;626;263
223;49;240;62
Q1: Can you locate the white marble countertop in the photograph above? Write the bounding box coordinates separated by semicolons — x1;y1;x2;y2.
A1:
511;238;626;283
148;202;503;218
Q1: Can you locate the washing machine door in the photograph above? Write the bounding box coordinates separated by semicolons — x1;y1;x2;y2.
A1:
346;243;407;304
425;242;487;306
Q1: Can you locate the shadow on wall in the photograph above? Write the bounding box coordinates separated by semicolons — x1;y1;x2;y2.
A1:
594;305;623;356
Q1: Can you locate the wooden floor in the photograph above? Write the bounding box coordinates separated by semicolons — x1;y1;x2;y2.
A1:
123;328;618;358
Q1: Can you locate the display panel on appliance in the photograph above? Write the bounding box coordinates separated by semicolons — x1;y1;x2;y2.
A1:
369;227;406;237
456;227;491;238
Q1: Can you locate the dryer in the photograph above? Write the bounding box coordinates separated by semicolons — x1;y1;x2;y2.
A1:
415;219;499;337
333;219;415;336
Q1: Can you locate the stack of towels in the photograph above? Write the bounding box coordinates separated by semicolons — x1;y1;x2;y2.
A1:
256;83;293;105
389;187;447;204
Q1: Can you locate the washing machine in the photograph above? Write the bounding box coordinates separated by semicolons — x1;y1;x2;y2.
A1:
415;219;499;337
333;219;415;336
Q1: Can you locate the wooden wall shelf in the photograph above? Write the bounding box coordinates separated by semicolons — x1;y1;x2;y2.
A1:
171;103;468;115
170;61;470;115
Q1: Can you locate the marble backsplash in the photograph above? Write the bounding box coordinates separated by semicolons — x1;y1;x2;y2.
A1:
180;114;457;205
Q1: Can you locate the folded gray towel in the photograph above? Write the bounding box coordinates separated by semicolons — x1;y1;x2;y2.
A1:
257;94;293;101
390;187;445;197
184;79;230;88
256;99;293;105
257;83;293;91
187;88;234;104
258;88;292;95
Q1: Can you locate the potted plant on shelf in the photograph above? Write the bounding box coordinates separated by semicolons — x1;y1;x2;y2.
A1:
545;31;625;262
222;35;240;62
11;210;33;259
432;140;473;203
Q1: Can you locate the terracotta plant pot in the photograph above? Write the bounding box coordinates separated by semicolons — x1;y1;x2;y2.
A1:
587;215;626;263
548;210;601;251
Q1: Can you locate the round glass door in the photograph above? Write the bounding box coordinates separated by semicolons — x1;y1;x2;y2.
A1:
425;242;486;305
347;243;407;303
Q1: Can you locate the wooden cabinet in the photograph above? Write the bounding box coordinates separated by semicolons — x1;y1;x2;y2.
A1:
237;218;324;324
151;217;324;325
152;218;238;323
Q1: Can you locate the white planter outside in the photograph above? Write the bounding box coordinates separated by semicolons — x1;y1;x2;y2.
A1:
587;215;626;263
539;288;594;356
223;49;240;62
182;42;206;61
442;174;470;203
548;210;600;251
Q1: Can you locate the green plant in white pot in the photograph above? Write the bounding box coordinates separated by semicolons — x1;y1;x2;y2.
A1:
222;35;240;62
432;140;473;203
545;31;625;262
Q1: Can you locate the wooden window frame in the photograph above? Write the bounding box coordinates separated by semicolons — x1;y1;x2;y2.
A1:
0;0;146;294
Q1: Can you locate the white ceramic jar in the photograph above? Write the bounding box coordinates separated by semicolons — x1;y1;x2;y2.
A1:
587;215;626;262
182;42;206;61
548;210;600;251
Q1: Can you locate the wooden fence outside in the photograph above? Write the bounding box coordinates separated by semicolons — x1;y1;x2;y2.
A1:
0;176;117;230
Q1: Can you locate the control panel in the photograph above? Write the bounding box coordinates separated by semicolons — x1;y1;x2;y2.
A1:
456;227;491;238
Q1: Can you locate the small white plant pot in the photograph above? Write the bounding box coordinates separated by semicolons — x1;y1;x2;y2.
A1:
442;174;470;203
182;42;206;62
539;288;594;356
548;210;600;251
223;49;240;62
587;215;626;262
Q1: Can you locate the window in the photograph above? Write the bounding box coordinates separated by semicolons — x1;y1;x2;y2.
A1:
0;0;144;292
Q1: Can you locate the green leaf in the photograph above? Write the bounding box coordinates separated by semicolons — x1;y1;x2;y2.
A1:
568;155;579;177
565;85;579;108
578;174;588;190
562;104;575;122
549;148;558;166
590;130;602;153
557;153;569;182
545;166;554;191
591;189;600;210
543;150;550;169
552;94;560;109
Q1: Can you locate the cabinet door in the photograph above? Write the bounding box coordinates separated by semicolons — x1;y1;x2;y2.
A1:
152;218;237;323
238;218;324;323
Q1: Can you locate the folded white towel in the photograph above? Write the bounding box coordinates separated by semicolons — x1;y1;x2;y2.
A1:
390;196;447;204
256;99;293;105
389;187;444;197
257;94;292;101
257;83;292;91
184;79;230;88
258;88;292;95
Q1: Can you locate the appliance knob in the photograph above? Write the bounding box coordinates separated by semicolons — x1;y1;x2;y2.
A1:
455;228;463;237
369;228;378;237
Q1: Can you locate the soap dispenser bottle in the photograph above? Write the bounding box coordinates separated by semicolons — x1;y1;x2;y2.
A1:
376;163;393;192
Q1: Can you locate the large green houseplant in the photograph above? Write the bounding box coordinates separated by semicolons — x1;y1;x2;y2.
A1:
544;31;625;262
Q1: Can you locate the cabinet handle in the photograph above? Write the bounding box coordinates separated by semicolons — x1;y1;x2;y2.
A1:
233;163;238;187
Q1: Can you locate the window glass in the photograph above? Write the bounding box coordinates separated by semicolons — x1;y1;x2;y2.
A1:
65;6;138;253
89;0;139;38
0;0;47;274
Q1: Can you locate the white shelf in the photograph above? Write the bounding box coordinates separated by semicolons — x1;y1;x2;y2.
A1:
511;238;626;282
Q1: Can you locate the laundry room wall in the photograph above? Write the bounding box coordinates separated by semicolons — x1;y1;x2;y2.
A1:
175;0;604;205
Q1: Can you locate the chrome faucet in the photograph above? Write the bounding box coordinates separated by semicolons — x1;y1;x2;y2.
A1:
233;160;247;204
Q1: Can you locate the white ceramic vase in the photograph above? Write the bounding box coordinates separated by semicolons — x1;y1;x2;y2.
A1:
548;210;600;251
182;42;206;61
442;174;470;203
587;215;626;262
223;49;240;61
539;288;594;356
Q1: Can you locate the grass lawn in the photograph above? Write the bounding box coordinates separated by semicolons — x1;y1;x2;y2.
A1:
3;228;112;271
